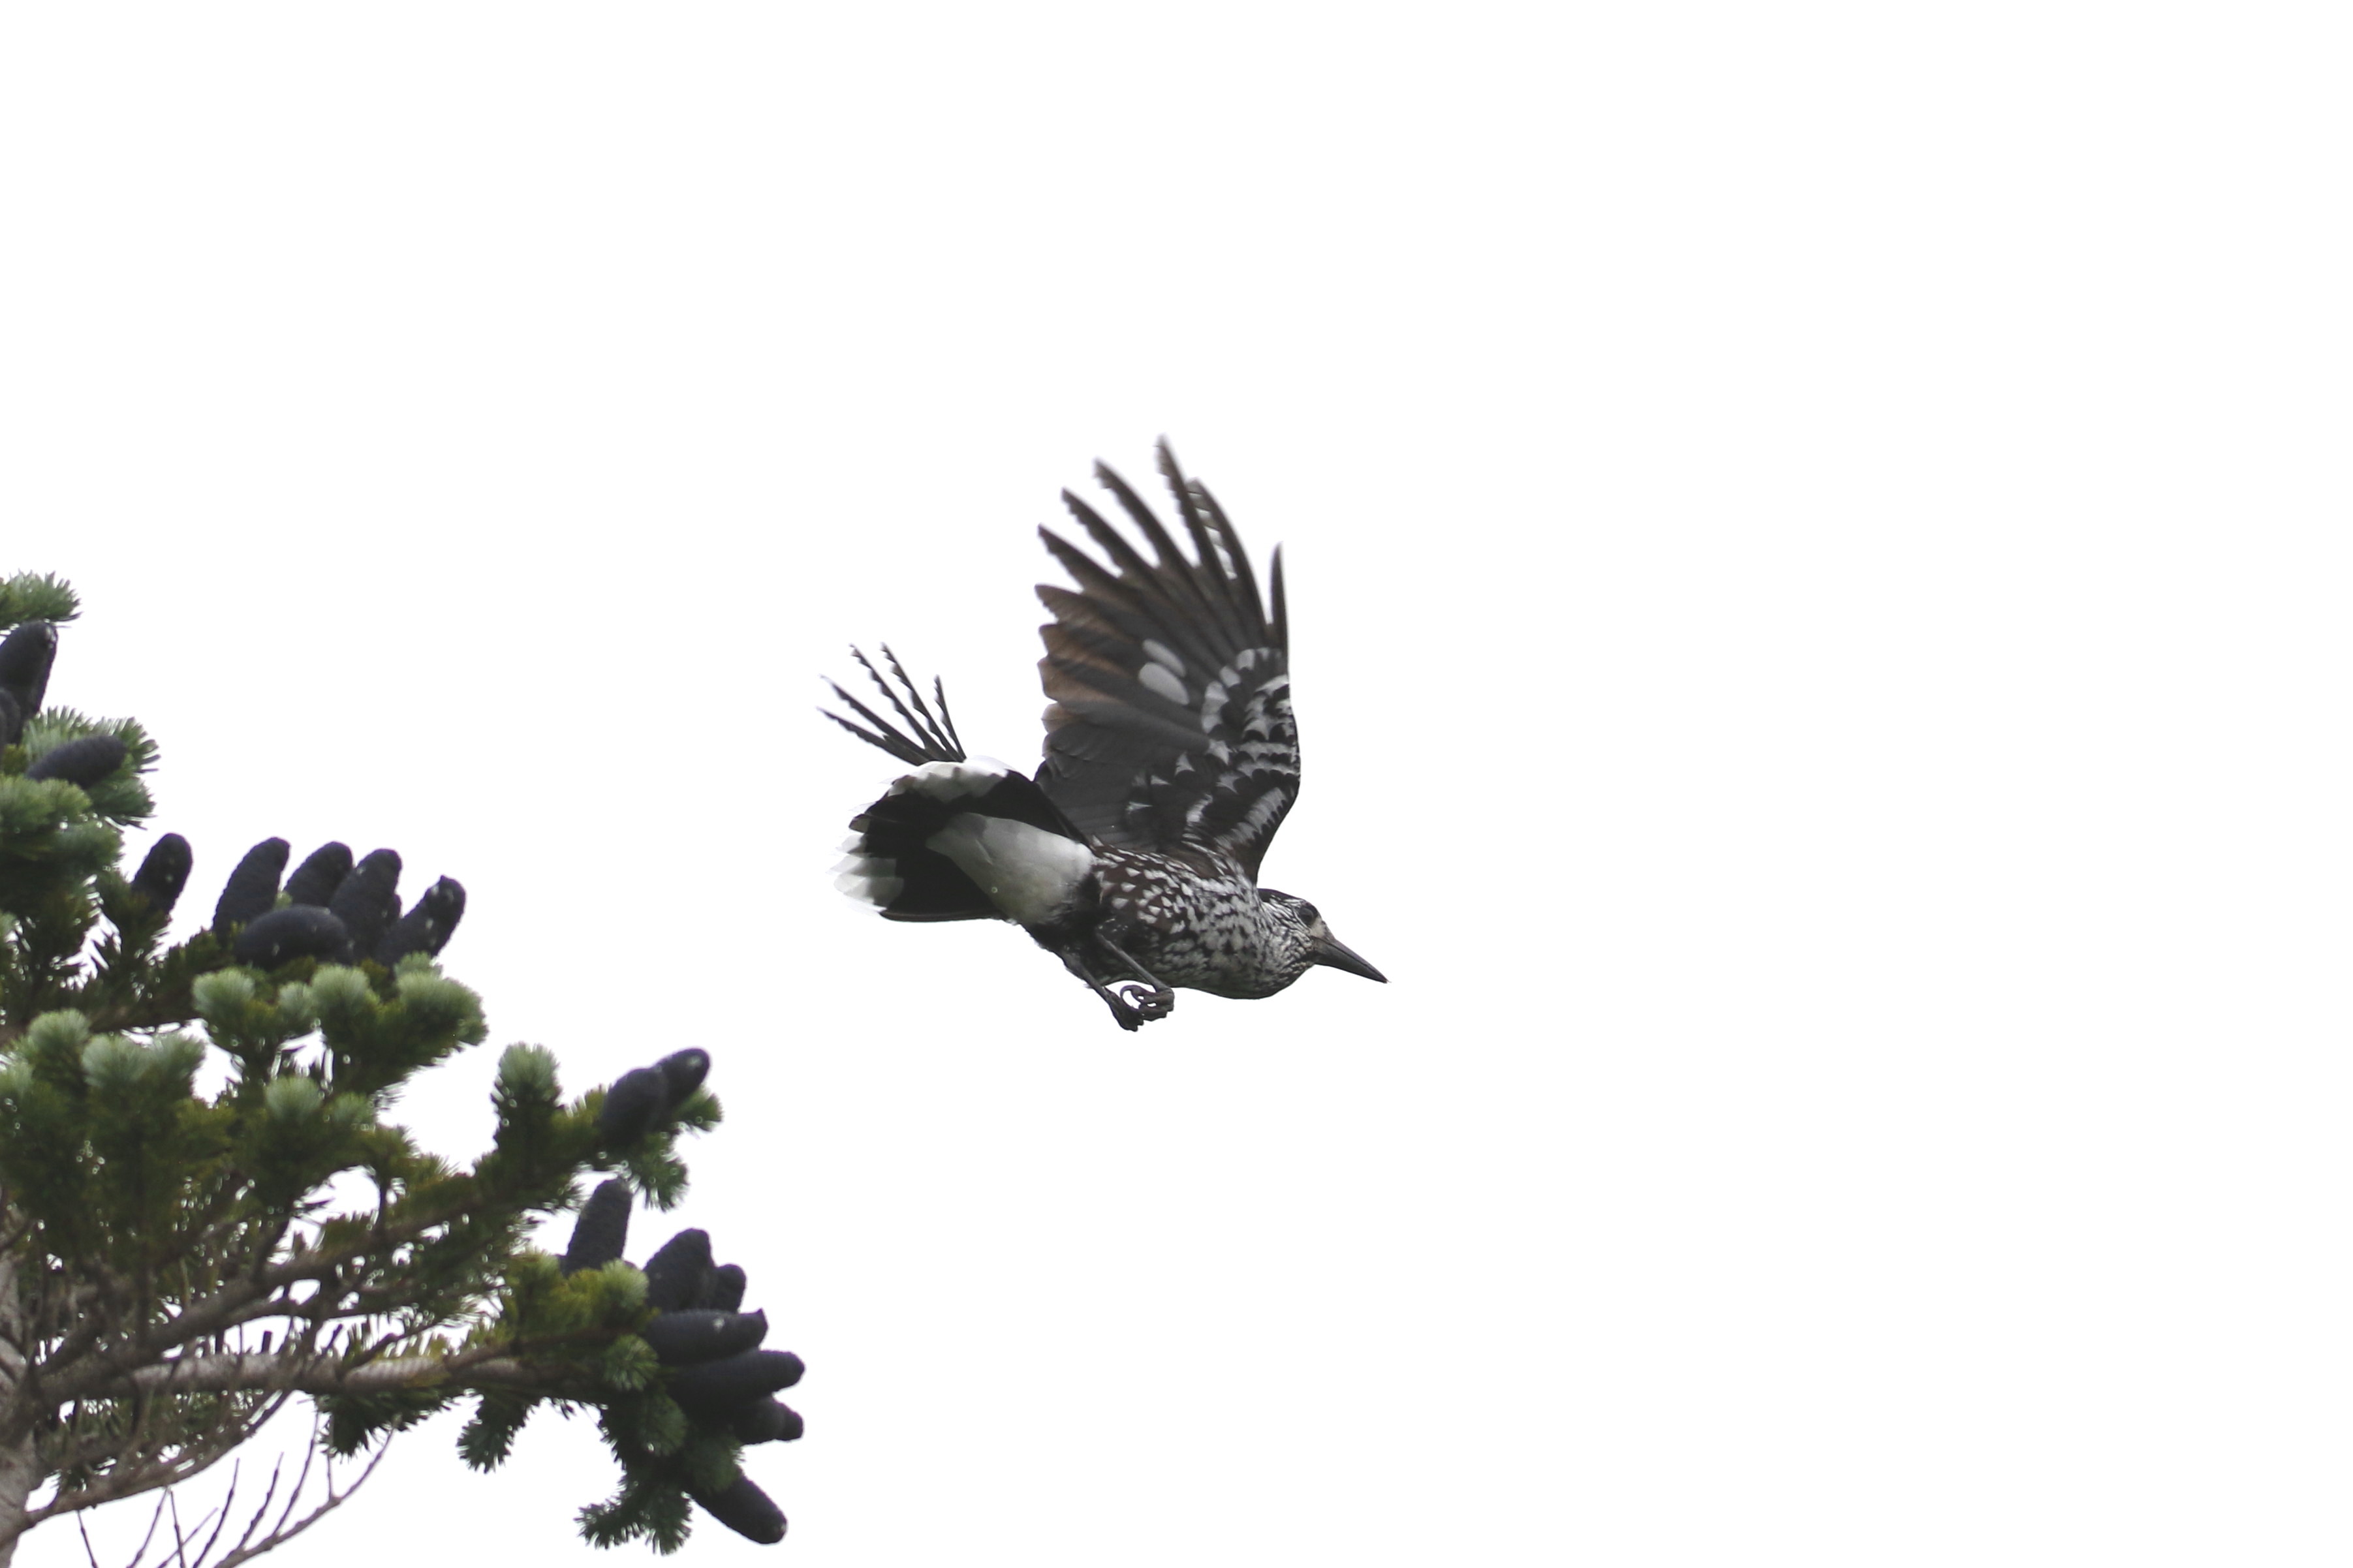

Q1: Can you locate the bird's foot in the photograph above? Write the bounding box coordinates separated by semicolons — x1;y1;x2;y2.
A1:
1089;934;1174;1029
1095;980;1174;1030
1115;981;1175;1023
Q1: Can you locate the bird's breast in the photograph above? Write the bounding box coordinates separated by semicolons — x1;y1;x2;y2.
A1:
1089;849;1306;998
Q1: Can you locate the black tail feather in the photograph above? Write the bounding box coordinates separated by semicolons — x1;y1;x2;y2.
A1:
820;644;967;766
839;760;1091;925
841;788;997;921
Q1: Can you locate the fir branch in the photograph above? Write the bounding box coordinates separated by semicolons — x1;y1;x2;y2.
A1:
0;570;788;1563
0;574;77;628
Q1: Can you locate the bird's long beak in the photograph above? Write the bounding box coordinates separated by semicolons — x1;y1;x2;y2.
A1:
1313;932;1387;983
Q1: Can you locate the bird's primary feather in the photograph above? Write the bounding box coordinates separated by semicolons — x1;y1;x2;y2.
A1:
1035;440;1299;879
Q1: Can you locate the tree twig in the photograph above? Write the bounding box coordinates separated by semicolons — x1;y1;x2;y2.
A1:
208;1439;384;1568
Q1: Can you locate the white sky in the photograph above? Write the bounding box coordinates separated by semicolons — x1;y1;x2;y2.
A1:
4;4;2348;1564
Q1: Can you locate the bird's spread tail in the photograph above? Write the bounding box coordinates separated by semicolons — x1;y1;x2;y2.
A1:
821;645;966;765
837;760;1097;925
827;647;1095;925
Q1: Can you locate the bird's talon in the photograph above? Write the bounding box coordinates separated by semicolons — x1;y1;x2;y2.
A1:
1114;981;1175;1022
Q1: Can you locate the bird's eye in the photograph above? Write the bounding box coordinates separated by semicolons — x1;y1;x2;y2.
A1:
1298;902;1320;923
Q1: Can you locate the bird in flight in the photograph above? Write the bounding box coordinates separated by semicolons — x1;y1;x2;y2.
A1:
824;440;1385;1031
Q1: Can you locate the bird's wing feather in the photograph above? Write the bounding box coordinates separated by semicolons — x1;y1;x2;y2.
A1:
1035;441;1298;877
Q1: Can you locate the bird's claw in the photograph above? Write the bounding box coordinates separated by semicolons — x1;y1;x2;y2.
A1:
1119;981;1174;1021
1106;981;1174;1029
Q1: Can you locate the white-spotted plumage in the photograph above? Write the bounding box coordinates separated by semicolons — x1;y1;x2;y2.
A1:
820;442;1384;1031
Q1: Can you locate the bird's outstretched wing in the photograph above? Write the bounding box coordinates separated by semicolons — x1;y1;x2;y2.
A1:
1035;441;1296;878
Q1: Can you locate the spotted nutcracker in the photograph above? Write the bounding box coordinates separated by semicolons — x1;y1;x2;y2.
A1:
825;441;1384;1031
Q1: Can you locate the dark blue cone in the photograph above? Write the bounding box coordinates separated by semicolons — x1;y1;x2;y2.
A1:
131;833;193;915
327;848;401;961
283;842;353;907
729;1398;803;1445
598;1068;666;1149
691;1474;785;1545
234;905;352;967
0;622;56;718
657;1048;710;1107
666;1349;805;1421
377;876;465;964
640;1228;713;1314
699;1264;747;1313
642;1309;768;1366
561;1179;632;1276
27;733;125;786
213;838;290;930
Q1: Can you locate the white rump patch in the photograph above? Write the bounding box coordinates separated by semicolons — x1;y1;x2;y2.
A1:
924;814;1095;927
1138;661;1189;704
887;759;1008;803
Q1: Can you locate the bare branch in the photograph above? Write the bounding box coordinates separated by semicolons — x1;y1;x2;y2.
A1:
25;1388;298;1530
208;1441;385;1568
73;1505;106;1568
188;1459;240;1568
257;1443;310;1560
215;1454;286;1568
28;1454;184;1528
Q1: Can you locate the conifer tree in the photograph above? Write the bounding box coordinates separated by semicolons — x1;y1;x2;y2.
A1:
0;574;798;1563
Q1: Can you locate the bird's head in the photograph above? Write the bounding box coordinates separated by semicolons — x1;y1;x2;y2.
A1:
1258;889;1387;985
